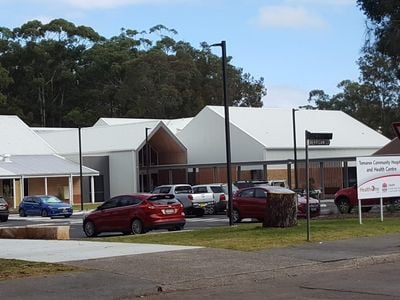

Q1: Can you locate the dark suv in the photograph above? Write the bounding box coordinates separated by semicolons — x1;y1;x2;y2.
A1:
0;196;9;222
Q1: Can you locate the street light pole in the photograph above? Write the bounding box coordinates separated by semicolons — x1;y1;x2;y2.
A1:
145;127;151;192
210;41;233;226
78;127;84;211
292;108;298;190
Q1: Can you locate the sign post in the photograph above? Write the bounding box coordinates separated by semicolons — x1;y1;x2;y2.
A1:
305;131;332;241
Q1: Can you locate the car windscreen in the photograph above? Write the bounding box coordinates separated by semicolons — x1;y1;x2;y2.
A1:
40;196;63;204
0;198;6;204
148;194;180;205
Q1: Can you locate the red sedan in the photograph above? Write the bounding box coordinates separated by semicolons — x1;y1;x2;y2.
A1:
83;194;185;237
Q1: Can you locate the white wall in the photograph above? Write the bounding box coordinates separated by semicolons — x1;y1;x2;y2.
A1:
109;151;136;197
177;107;266;164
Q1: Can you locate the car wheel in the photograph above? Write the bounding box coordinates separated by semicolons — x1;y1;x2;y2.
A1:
131;219;144;234
41;209;49;217
232;209;241;223
83;220;98;237
19;209;26;217
0;216;8;222
336;198;352;214
64;215;71;218
207;205;216;215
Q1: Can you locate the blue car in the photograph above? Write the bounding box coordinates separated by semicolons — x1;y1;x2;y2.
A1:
19;195;73;218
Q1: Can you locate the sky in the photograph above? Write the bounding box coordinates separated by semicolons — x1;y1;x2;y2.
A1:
0;0;368;108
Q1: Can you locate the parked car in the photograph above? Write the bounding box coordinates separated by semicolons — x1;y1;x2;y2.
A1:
0;196;9;222
82;193;185;237
19;195;73;218
334;185;399;214
231;186;320;223
152;184;214;217
192;184;227;213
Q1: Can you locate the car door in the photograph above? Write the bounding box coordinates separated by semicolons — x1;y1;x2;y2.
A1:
95;197;119;232
235;188;254;218
31;197;43;216
116;196;142;230
253;188;268;219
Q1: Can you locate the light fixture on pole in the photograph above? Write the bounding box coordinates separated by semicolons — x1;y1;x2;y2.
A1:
145;127;151;192
210;40;233;226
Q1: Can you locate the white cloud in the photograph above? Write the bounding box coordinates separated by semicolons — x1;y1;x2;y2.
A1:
255;5;326;29
262;85;310;108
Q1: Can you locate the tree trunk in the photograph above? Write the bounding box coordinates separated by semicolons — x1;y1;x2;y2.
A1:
263;192;297;228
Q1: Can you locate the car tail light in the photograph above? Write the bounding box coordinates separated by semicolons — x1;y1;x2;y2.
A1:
220;194;226;201
188;195;193;201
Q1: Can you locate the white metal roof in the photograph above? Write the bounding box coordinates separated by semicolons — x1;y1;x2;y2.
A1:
208;106;390;149
37;121;186;155
0;155;99;178
93;117;192;134
0;116;57;155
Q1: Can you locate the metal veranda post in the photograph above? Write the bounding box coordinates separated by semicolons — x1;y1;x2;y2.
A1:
145;127;151;192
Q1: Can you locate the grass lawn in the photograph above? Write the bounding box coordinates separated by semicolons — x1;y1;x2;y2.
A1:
92;217;400;251
0;259;81;281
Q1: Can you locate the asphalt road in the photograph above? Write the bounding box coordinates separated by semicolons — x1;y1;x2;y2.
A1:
0;200;341;238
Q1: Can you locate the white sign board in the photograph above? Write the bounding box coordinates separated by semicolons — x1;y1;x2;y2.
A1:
356;156;400;200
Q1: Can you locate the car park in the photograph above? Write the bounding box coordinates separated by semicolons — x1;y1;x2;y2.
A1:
152;184;214;216
19;195;73;218
231;186;320;223
83;193;185;237
0;196;9;222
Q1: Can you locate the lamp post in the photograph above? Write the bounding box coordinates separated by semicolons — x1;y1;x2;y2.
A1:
145;127;151;192
210;41;233;226
78;127;84;211
292;108;298;190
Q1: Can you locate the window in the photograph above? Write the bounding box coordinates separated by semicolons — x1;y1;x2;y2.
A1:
210;186;224;193
254;188;267;199
118;196;141;207
100;197;118;209
193;186;208;193
175;186;192;194
239;189;254;198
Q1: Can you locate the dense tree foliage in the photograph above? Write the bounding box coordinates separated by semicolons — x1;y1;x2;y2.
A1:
308;2;400;138
0;20;266;127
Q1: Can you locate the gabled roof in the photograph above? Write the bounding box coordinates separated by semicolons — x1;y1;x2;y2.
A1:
0;116;56;155
38;121;186;155
0;154;98;178
207;106;390;149
93;117;192;134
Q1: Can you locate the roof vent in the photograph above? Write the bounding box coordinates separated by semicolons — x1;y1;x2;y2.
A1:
3;154;11;163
